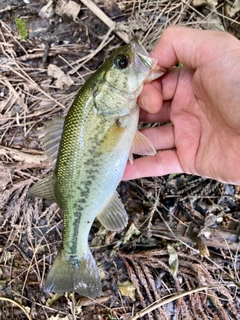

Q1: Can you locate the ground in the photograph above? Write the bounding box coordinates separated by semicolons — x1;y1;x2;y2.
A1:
0;0;240;319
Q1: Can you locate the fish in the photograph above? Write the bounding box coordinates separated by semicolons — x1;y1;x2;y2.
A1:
29;39;165;298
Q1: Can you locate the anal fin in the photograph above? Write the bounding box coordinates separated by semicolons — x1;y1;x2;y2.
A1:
29;173;56;202
97;192;128;231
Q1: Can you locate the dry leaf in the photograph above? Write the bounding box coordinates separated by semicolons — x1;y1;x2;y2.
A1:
167;244;178;277
48;64;74;89
123;223;141;244
192;0;218;6
56;0;81;21
226;0;240;17
117;280;136;301
196;236;210;257
39;0;55;19
0;251;13;263
197;12;225;31
46;294;64;308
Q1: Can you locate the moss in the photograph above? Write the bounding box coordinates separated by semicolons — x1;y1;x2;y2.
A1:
14;17;28;40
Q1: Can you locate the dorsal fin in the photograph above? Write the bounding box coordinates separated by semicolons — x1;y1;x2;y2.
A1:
39;117;65;164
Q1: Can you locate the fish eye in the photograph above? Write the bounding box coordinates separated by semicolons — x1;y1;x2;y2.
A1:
113;54;130;69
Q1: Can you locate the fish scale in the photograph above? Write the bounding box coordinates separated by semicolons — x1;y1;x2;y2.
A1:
29;39;165;297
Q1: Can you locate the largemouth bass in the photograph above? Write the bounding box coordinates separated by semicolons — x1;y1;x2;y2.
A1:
29;39;165;298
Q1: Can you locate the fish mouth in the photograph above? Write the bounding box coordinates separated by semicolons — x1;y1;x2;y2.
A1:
130;38;166;80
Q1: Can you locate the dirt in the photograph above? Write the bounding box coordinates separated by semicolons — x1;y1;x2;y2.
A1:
0;1;240;319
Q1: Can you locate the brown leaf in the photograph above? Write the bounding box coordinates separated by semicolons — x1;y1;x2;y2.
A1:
56;0;81;21
117;280;136;301
48;64;74;89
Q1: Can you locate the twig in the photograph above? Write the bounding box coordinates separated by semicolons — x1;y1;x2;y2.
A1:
130;284;236;320
68;28;114;75
6;64;67;111
182;0;240;25
0;35;67;111
0;146;47;164
80;0;129;43
142;1;171;43
0;297;32;320
0;77;29;113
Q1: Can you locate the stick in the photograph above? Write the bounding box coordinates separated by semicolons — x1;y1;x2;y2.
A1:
80;0;129;43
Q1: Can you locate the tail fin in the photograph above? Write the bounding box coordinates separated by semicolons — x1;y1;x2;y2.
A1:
44;248;102;298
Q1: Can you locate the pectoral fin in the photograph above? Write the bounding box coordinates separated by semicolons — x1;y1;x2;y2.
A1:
98;123;125;153
97;192;128;231
129;130;156;164
29;173;56;202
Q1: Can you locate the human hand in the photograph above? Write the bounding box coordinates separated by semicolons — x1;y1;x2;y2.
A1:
123;26;240;184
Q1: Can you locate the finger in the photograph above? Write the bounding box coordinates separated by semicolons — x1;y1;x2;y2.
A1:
138;82;163;114
151;26;239;69
138;69;180;110
139;101;171;123
138;67;184;115
122;150;184;180
139;124;175;150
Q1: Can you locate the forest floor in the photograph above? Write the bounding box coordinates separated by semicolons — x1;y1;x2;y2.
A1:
0;0;240;319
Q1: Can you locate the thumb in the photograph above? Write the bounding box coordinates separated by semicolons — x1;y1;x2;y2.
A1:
151;26;239;70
